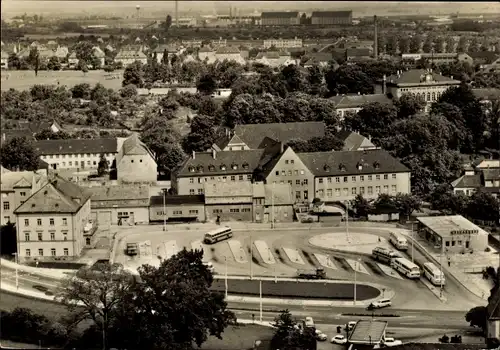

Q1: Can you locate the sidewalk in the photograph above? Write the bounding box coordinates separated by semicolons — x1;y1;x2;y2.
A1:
0;258;76;280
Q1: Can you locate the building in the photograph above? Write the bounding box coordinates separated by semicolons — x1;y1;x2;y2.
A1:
416;215;489;254
34;138;118;171
214;47;245;65
92;46;106;67
153;44;180;63
337;130;377;151
401;53;459;65
331;94;392;120
261;12;300;26
198;47;215;63
1;171;47;225
149;194;205;223
375;69;461;106
297;149;411;203
14;176;92;262
214;121;326;151
263;37;303;48
114;49;148;66
346;48;372;61
311;11;352;25
115;134;157;183
204;182;254;222
173;149;264;195
87;185;150;227
253;182;294;223
348;320;388;347
255;51;294;68
452;165;500;197
302;52;334;68
68;52;78;68
1;51;8;69
487;286;500;347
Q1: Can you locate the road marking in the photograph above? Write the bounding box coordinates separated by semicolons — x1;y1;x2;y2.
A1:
283;247;305;265
346;259;370;274
254;240;275;264
313;253;337;269
376;263;404;280
227;240;248;263
163;240;179;258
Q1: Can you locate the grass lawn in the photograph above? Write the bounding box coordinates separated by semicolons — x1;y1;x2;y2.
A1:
1;70;124;91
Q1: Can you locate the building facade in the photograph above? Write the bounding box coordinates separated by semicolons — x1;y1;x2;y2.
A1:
452;164;500;198
115;134;157;183
261;12;300;26
149;195;205;222
114;50;148;66
331;94;392;120
204;182;254;222
263;38;303;48
311;11;353;25
14;176;92;262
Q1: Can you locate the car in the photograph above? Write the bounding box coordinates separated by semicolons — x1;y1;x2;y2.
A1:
383;337;403;347
304;316;315;328
368;298;392;309
315;329;327;341
346;321;357;331
331;335;347;344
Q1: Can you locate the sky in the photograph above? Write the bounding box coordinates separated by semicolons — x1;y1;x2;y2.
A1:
1;1;499;19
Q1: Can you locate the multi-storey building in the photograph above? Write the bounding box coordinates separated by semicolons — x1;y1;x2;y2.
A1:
263;37;303;48
261;12;300;26
330;94;392;120
214;47;245;64
311;11;353;25
1;51;8;69
1;169;47;225
452;164;500;198
14;176;92;262
114;49;148;66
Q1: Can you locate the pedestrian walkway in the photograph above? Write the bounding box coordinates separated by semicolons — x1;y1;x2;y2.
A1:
228;240;248;263
376;263;403;280
346;259;370;274
254;240;276;264
283;248;305;265
314;253;337;270
309;232;391;255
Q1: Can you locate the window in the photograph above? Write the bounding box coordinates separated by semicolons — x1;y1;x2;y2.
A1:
296;180;300;185
368;175;372;181
239;175;244;181
318;189;324;197
384;174;388;180
198;178;203;183
24;219;29;226
69;161;72;166
392;174;397;179
336;177;340;183
327;189;332;197
20;192;26;197
352;176;356;182
376;186;381;194
63;248;69;256
3;202;9;210
376;175;380;180
222;176;227;182
242;208;251;212
231;176;236;181
343;188;348;196
173;210;183;215
38;248;43;256
291;160;294;164
62;218;67;226
368;186;373;195
360;176;364;182
288;180;292;184
288;170;292;176
360;187;365;194
213;209;222;214
49;218;54;226
303;190;308;200
335;188;340;197
230;208;240;213
25;232;30;241
303;179;308;185
294;170;298;175
189;210;199;214
285;160;289;164
247;175;252;181
319;178;323;184
198;188;203;194
37;218;42;226
391;185;397;193
189;189;195;195
50;232;55;240
51;248;56;256
300;170;304;175
383;185;389;193
343;177;348;182
275;171;279;176
26;249;31;257
38;232;43;241
190;178;194;183
327;177;332;183
63;232;68;241
281;170;286;176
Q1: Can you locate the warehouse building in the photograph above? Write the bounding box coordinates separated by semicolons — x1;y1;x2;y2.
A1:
311;11;353;25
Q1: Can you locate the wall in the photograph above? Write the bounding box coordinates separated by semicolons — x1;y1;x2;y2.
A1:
149;203;205;222
205;203;253;222
264;147;315;203
262;205;294;223
40;152;115;170
117;154;157;183
313;172;411;202
453;187;477;196
176;174;253;195
92;206;149;225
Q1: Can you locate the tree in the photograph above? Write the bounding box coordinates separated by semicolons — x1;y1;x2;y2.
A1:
158;96;180;117
465;306;487;330
123;61;144;88
1;307;51;345
197;74;217;95
325;64;373;96
119;84;138;99
47;56;61;71
395;93;426;119
109;249;235;349
393;193;421;219
165;14;172;31
445;37;456;53
79;60;88;76
287;135;343;153
97;154;109;177
467;190;500;223
271;309;316;350
386;35;399;55
0;223;17;255
8;52;20;69
434;37;446;53
157;143;185;178
428;184;468;215
422;36;434;53
35;129;71;140
343;102;397;143
307;64;327;95
399;36;410;54
353;194;371;218
182;115;218;153
71;83;91;99
409;35;423;53
281;64;308;93
0;136;40;171
456;36;468;53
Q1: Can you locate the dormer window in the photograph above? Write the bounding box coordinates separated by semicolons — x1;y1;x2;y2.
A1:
357;162;363;171
339;163;346;171
188;166;195;173
231;163;238;170
220;164;226;171
242;162;249;170
197;165;204;172
373;161;380;169
208;165;215;171
323;164;330;172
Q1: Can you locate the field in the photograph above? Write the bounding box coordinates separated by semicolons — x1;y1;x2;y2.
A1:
0;70;124;91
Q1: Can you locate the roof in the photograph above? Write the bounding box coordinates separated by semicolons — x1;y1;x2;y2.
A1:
416;215;488;238
1;129;34;144
451;174;482;188
347;48;372;57
34;138;118;155
115;50;147;59
234;122;326;150
216;47;240;55
337;131;376;151
256;51;281;59
14;176;91;214
204;181;253;198
331;94;391;109
117;134;155;162
153;44;179;53
383;69;461;86
297;149;409;176
150;195;205;206
472;88;500;101
348;320;388;344
88;185;150;208
261;11;299;18
311;11;352;18
176;150;265;177
467;51;499;63
389;343;486;350
303;52;333;65
483;168;500;181
199;47;214;53
13;121;60;134
1;171;46;192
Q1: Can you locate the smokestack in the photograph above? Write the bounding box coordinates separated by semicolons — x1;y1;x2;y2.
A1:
382;74;387;95
230;7;232;19
373;15;378;59
175;0;179;27
192;151;195;159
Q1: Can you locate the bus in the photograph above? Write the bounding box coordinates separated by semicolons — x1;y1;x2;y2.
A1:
423;262;445;286
372;247;401;264
203;226;233;244
391;257;420;279
389;231;408;251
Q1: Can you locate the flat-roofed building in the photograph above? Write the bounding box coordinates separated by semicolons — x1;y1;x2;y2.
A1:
204;181;254;222
348;320;388;346
263;37;302;48
149;194;205;223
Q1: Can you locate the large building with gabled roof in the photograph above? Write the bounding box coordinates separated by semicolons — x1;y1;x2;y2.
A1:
261;11;300;26
14;175;92;262
311;10;353;25
115;134;157;183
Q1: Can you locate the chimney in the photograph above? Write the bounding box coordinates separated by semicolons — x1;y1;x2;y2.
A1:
212;149;216;159
357;91;360;95
373;15;378;59
192;151;195;159
382;74;387;95
280;142;284;154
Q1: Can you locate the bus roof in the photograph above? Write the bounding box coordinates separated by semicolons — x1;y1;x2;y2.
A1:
205;226;231;235
394;257;419;268
423;262;439;270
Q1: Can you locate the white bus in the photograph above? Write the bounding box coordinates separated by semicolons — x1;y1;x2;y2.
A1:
389;231;408;251
391;257;420;279
203;226;233;244
372;247;401;264
423;262;445;286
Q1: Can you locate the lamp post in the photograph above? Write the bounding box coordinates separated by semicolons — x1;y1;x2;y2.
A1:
271;182;275;229
346;201;350;243
162;189;167;232
354;258;360;305
408;215;414;263
250;233;253;280
225;256;228;299
259;279;263;322
12;253;18;290
439;250;444;299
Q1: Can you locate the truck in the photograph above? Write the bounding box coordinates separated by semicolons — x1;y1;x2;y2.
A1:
126;243;138;256
296;268;326;280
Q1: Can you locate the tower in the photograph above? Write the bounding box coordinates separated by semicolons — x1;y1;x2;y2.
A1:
175;0;179;27
373;15;378;59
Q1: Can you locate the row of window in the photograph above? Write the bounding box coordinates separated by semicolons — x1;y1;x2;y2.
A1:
25;231;69;241
25;248;69;257
24;218;68;226
316;185;397;197
188;163;251;173
444;240;470;248
42;153;113;159
52;160;98;167
318;174;397;183
156;210;199;215
189;174;253;183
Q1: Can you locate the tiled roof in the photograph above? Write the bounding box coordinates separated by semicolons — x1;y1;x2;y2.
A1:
256;51;281;59
349;320;387;343
390;343;486;350
346;48;372;57
119;134;154;157
199;47;214;53
483;168;500;181
176;150;265;177
14;176;91;214
467;51;499;63
472;88;500;101
261;11;299;18
384;69;461;86
234;122;326;149
150;194;205;206
1;130;34;144
216;46;240;55
88;185;150;208
297;149;410;176
330;94;392;109
153;44;179;53
304;52;333;63
34;138;118;155
14;121;60;134
1;171;45;192
311;11;352;18
451;174;482;188
337;130;375;151
115;50;147;59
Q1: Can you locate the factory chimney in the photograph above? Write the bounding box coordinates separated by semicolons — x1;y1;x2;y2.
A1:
373;15;378;59
175;0;179;27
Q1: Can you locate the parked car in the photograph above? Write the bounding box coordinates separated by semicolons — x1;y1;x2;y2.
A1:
346;321;357;330
383;337;402;347
304;316;315;328
367;298;392;310
315;329;328;341
331;335;347;344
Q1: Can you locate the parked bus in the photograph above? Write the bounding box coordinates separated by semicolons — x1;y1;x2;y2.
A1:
372;247;401;264
203;226;233;244
389;231;408;251
423;262;445;286
391;257;420;279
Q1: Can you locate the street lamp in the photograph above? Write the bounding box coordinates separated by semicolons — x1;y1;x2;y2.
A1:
162;189;168;232
345;201;350;243
249;234;253;280
354;258;360;305
439;249;444;299
271;182;275;229
408;215;414;263
12;252;18;290
224;256;228;299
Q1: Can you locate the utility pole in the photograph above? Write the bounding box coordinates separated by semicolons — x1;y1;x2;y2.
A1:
271;182;275;229
346;201;350;243
250;233;253;279
354;259;357;306
162;189;167;231
439;249;444;299
225;256;228;299
259;279;263;322
175;0;179;28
